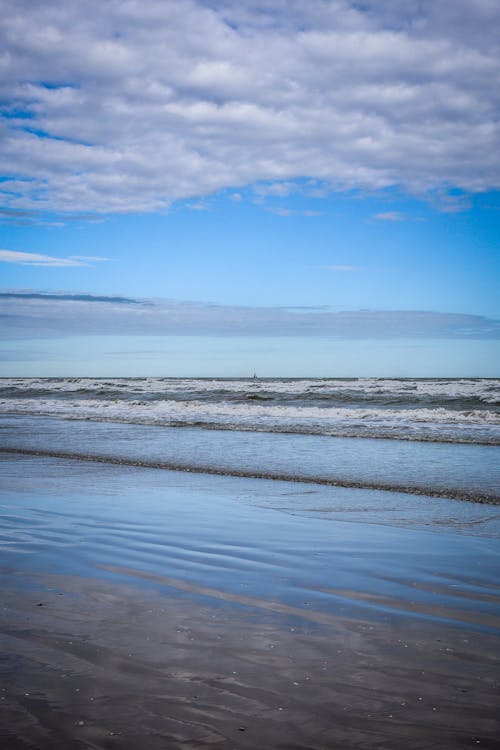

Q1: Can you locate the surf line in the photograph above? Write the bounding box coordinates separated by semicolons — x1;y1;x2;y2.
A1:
1;446;498;506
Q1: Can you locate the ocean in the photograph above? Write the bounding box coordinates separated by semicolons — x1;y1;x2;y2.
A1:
1;376;498;442
1;377;499;503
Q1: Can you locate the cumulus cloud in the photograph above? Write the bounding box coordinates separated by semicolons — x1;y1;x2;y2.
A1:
254;182;299;198
0;0;498;215
1;291;498;340
0;249;109;267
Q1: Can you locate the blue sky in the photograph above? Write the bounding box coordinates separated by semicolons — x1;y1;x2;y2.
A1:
1;0;499;376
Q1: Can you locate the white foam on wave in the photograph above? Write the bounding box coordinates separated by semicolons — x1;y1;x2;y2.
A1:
1;395;499;443
1;376;498;402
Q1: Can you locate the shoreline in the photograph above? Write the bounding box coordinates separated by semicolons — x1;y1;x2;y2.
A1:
3;445;500;505
2;414;499;504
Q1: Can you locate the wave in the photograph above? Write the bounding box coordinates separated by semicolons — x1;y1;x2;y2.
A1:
2;446;498;505
1;376;499;404
1;395;498;444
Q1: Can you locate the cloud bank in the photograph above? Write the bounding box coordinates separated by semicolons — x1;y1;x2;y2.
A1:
0;249;108;266
1;0;499;215
1;292;498;340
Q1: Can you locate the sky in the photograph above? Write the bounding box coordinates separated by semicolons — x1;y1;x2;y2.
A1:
1;0;499;377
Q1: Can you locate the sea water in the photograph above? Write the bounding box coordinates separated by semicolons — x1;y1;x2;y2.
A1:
1;376;498;443
0;377;499;502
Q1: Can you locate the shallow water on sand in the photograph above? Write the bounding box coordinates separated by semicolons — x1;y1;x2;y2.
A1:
1;415;499;502
2;453;500;633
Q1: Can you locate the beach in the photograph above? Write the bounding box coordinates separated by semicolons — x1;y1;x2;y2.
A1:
2;0;500;745
1;378;500;748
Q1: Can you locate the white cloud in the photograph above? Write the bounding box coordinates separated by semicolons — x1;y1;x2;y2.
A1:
186;201;210;211
1;291;498;340
373;211;405;221
254;182;298;197
0;249;108;267
0;0;499;215
267;207;294;217
266;207;324;217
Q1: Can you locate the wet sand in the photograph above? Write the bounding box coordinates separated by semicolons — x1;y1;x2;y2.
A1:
1;454;500;748
2;572;500;749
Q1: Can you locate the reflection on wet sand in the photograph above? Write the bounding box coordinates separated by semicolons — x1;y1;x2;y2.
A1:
2;573;500;750
1;453;500;748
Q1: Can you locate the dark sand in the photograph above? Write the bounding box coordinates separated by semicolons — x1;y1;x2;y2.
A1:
2;572;500;749
1;454;500;748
